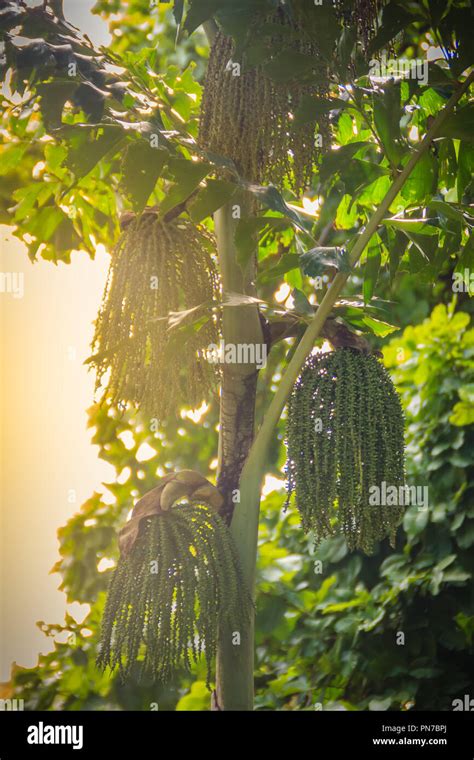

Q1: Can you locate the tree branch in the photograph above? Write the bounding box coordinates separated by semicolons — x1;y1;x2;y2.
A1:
267;313;379;355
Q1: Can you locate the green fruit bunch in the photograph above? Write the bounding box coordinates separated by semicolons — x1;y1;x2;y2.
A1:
286;348;405;554
97;503;252;687
91;214;220;420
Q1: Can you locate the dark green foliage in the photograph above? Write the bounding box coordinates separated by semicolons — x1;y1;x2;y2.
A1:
91;214;220;420
97;503;252;688
286;348;405;553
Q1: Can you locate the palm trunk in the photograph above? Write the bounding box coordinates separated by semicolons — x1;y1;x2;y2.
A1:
214;200;262;710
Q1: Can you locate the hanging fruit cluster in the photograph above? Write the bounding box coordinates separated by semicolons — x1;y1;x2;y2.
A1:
285;348;405;554
97;472;252;687
199;0;382;193
90;213;220;420
199;12;329;193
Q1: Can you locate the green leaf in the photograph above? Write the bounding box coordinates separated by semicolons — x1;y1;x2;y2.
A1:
457;522;474;549
257;253;300;284
176;681;210;711
316;535;348;563
405;230;439;263
22;205;64;243
292;288;314;316
323;598;368;613
183;0;225;35
215;0;265;46
458;384;474;404
12;184;52;222
456;235;474;274
363;236;382;303
235;216;289;270
335;194;360;229
284;266;303;289
159;158;212;218
294;3;339;59
400;151;437;204
388;229;407;281
427;62;457;89
319;142;372;183
293;95;348;126
439;135;457;189
121;141;167;213
188;179;237;222
356;174;391;205
173;0;185;27
347;314;399;337
383;218;439;235
0;143;27;176
450;401;474;427
365;316;398;337
373;81;404;166
428;200;465;224
36;81;77;129
336;26;356;73
67;125;124;179
245;184;307;232
368;2;414;54
457;142;474;200
300;246;352;277
403;506;429;538
437;104;474;142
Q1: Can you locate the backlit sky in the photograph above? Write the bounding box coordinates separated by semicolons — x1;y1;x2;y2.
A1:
0;0;114;681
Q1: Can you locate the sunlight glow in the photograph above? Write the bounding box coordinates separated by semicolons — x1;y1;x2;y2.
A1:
136;443;157;462
117;466;131;484
262;475;285;496
32;161;46;179
182;401;209;422
302;196;321;216
118;430;135;450
275;282;291;303
97;558;116;573
66;603;91;625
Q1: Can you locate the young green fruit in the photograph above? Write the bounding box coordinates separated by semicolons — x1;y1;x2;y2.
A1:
285;348;405;554
97;502;252;687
